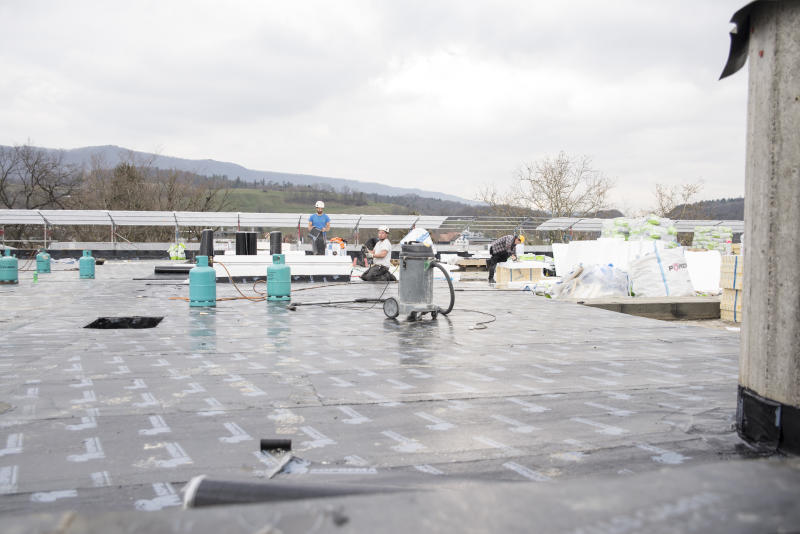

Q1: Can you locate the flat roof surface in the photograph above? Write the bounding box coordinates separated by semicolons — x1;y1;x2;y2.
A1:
1;260;797;532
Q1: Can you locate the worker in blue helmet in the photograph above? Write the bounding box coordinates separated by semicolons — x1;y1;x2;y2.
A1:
487;234;524;283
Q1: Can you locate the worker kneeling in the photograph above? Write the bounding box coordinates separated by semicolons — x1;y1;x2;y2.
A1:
362;226;396;282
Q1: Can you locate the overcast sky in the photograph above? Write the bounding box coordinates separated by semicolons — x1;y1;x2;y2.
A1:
1;1;748;213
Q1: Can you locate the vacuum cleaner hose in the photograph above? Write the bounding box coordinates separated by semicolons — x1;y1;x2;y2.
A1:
431;261;455;315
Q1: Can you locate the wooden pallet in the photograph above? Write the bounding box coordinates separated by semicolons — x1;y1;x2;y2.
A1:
496;266;544;283
456;258;487;272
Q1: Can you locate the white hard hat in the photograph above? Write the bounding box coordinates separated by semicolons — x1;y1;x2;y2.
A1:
315;201;325;208
378;225;390;233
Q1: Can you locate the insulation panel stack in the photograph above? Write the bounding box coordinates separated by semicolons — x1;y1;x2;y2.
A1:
720;255;743;322
496;265;545;284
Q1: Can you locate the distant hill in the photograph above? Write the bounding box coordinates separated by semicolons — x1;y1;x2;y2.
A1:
670;197;744;220
219;182;482;216
596;209;625;218
25;144;478;205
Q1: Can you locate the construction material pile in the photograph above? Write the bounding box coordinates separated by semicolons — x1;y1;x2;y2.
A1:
601;215;679;247
549;264;631;299
692;226;733;253
720;254;743;322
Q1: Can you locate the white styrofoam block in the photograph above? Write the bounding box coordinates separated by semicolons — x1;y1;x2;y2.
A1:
555;239;675;276
499;260;550;269
552;243;570;276
685;250;722;292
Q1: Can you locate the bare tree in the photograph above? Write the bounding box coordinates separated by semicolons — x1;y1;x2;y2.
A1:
0;145;21;209
477;152;614;242
80;151;153;211
152;168;230;214
516;152;614;218
652;181;705;219
76;150;230;241
475;183;535;219
0;144;82;209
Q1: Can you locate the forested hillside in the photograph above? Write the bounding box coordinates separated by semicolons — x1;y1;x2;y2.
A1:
220;177;482;216
670;198;744;220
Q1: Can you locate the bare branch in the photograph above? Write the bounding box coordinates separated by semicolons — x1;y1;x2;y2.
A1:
652;180;704;218
517;152;613;218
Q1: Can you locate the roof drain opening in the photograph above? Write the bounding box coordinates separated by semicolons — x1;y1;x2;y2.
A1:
85;317;164;329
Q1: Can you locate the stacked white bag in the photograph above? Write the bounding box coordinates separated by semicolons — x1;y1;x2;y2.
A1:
629;241;695;297
601;215;680;248
692;226;733;253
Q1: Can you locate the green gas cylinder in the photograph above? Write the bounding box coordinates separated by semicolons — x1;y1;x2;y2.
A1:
36;250;51;273
0;249;19;284
189;255;216;307
79;250;95;279
267;254;291;301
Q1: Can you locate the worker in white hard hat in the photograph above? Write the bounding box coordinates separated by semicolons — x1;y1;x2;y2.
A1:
361;225;396;281
307;201;330;255
368;225;392;267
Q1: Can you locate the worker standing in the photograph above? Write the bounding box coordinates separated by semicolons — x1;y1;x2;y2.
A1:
486;234;523;283
307;201;330;255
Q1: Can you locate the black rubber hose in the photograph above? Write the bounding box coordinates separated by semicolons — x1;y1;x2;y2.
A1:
431;261;455;315
290;297;384;308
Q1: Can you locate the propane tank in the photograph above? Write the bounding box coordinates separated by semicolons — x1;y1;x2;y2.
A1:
190;255;216;307
36;250;51;273
79;250;95;279
0;249;19;285
267;254;291;301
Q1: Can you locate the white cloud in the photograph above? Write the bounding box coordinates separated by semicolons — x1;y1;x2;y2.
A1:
0;0;748;212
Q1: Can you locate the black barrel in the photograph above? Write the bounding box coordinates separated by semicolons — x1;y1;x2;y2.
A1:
269;231;282;255
199;229;214;258
247;232;257;255
235;232;258;255
235;232;248;255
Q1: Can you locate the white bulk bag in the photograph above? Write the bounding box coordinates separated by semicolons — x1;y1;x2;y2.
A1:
629;243;694;297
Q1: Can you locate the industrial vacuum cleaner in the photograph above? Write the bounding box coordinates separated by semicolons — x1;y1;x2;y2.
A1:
383;243;454;320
